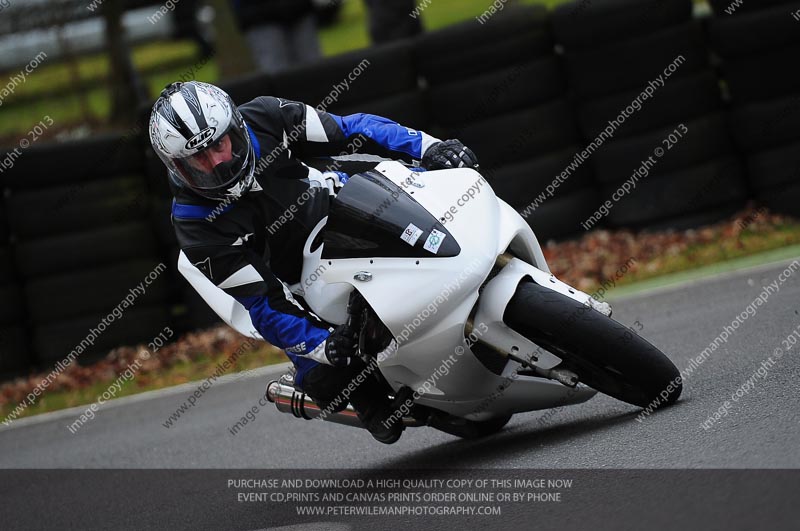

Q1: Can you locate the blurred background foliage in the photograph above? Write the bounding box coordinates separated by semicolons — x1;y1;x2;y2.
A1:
0;0;657;144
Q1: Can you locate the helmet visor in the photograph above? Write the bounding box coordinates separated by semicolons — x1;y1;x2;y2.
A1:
170;121;252;195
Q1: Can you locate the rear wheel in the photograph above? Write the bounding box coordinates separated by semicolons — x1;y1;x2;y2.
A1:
504;281;682;409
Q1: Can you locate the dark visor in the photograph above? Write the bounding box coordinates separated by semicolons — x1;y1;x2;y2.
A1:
174;124;251;191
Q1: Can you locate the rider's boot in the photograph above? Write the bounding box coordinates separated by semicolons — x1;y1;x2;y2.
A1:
349;373;404;445
357;404;404;445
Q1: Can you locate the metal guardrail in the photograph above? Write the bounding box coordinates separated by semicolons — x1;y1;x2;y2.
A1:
0;0;172;71
0;0;158;35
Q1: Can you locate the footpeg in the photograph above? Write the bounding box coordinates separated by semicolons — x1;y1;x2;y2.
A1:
547;367;579;388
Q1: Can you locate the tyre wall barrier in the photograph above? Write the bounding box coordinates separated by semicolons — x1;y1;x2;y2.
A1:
556;0;746;230
0;243;29;377
0;131;174;373
1;3;798;374
708;0;800;217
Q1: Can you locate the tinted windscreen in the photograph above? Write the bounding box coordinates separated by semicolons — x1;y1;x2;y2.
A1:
320;171;460;259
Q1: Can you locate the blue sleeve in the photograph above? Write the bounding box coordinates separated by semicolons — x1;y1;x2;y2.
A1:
236;295;330;358
331;113;436;160
178;223;333;386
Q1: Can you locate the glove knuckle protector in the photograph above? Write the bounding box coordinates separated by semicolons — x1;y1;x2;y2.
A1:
421;139;479;170
324;324;358;366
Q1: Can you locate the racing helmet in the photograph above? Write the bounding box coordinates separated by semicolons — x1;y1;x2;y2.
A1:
149;81;255;200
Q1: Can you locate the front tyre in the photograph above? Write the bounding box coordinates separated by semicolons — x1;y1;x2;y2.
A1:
504;281;682;409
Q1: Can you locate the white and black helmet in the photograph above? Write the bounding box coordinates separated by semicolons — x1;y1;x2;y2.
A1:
149;81;255;200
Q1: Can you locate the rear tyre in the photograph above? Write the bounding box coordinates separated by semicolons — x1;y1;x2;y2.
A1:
504;281;682;409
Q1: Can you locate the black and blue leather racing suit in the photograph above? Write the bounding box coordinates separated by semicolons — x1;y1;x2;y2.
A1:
171;96;441;387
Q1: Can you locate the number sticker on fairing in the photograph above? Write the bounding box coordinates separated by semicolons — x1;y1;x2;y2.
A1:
401;223;424;246
423;229;447;254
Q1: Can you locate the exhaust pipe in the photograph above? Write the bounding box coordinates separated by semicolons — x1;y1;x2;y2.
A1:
266;378;427;429
266;380;365;428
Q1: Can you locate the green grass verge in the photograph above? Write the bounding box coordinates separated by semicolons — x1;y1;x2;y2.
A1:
323;0;571;56
608;243;800;300
1;345;285;422
571;220;800;296
618;222;800;287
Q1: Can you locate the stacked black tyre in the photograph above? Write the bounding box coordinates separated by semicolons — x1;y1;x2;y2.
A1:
220;72;276;108
415;5;596;242
708;0;800;217
0;198;31;378
553;0;748;230
2;135;172;367
273;40;427;131
708;0;794;16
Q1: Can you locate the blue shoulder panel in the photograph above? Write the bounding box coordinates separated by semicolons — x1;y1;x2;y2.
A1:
331;113;424;159
246;123;261;159
171;199;233;220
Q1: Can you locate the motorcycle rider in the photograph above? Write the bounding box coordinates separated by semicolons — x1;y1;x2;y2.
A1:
149;81;478;444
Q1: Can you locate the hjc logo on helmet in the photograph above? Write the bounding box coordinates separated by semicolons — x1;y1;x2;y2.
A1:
185;127;217;151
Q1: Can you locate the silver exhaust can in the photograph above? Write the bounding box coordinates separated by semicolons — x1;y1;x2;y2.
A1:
265;380;365;428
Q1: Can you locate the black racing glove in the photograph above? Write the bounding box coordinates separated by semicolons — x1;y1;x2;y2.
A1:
420;139;479;170
324;323;359;367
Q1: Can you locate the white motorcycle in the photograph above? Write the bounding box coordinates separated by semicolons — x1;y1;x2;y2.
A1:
180;161;682;438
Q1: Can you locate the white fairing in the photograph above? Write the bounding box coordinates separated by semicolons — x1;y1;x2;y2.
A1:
301;161;597;420
178;161;598;421
177;251;263;341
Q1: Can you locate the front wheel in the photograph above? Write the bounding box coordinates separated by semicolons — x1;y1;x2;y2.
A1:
504;281;682;409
